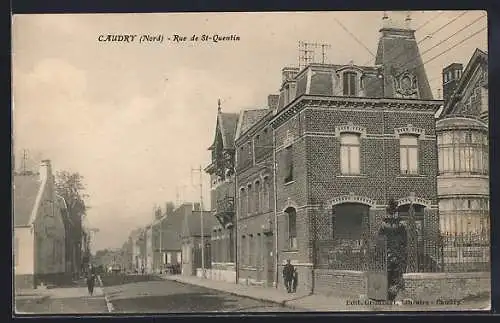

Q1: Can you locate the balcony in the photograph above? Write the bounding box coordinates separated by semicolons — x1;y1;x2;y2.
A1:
214;197;235;228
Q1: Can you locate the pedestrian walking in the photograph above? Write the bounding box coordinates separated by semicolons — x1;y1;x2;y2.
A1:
87;265;96;296
292;268;298;293
282;259;295;293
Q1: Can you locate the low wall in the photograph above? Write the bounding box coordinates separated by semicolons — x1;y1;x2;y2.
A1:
401;272;491;301
15;274;35;290
313;269;366;297
35;272;73;288
311;269;490;301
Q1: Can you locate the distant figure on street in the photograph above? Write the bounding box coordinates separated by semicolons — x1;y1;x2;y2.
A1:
141;265;145;275
87;265;96;296
292;268;298;293
282;259;295;293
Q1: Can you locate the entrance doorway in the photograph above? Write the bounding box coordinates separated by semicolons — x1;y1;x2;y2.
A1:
264;233;274;287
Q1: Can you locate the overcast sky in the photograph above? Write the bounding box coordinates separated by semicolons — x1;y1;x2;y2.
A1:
12;10;487;251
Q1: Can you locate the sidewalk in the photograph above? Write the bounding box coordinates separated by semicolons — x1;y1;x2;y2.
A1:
15;283;110;314
160;274;490;312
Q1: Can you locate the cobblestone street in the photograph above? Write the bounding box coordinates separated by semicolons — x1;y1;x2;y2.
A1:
100;275;300;313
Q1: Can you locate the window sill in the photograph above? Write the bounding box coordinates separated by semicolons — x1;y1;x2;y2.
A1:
337;174;367;178
282;249;299;253
397;174;425;178
284;180;295;186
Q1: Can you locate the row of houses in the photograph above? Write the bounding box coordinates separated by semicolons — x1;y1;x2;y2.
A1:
13;159;95;289
121;14;489;300
123;202;216;277
202;16;489;299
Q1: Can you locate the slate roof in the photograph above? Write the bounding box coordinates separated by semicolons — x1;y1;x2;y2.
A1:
182;210;216;238
441;48;488;117
219;113;239;149
13;174;42;227
235;108;270;140
209;112;239;150
374;26;433;100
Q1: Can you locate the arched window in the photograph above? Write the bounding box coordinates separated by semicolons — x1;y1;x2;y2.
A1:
285;208;297;249
262;177;271;212
247;184;252;215
332;203;368;242
255;181;261;213
240;188;246;218
340;133;361;175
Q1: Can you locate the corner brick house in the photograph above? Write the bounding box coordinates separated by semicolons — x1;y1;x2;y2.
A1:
436;48;489;271
204;105;239;282
254;15;443;297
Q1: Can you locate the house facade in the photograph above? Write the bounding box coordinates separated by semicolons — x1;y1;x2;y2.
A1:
234;100;278;287
14;160;67;289
436;48;489;271
230;16;443;297
204;107;239;282
180;203;215;277
152;202;183;273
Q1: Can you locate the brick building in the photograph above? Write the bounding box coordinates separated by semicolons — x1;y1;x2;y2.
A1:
436;48;489;271
235;98;278;287
231;14;444;297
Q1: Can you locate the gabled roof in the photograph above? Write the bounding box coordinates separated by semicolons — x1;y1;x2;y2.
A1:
209;112;239;150
441;48;488;117
235;108;270;140
13;174;42;227
182;211;215;238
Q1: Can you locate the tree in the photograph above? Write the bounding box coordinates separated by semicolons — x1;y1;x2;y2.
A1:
55;171;89;275
55;171;88;219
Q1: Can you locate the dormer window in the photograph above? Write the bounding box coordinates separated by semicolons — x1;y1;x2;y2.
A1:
343;71;357;96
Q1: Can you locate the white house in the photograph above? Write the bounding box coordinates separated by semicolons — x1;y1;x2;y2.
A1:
14;160;66;289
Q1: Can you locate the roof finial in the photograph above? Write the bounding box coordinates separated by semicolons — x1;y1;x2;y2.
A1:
405;11;412;29
217;98;221;113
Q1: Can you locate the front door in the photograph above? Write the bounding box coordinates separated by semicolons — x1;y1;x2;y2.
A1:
264;233;274;287
367;236;388;300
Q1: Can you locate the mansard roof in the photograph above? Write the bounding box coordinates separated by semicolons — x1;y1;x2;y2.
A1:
441;48;488;117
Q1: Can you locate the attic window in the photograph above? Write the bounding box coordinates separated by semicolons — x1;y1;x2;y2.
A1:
263;128;268;134
343;71;357;96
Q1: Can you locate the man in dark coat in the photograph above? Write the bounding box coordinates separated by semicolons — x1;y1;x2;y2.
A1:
282;259;294;293
87;264;96;296
377;198;408;302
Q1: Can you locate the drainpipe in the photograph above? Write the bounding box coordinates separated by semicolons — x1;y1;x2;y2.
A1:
234;162;239;284
273;128;279;288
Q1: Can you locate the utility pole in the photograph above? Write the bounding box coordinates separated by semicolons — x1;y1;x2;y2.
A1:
22;149;28;174
298;41;331;69
191;165;206;278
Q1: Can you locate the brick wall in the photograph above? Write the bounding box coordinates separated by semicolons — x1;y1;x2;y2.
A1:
401;272;491;301
314;269;367;297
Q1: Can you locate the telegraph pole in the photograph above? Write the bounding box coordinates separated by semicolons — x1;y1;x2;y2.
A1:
299;41;331;68
191;165;206;278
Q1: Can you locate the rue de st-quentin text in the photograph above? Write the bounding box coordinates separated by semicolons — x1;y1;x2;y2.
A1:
97;34;241;44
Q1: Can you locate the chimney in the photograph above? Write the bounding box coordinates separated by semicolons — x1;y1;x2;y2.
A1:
166;202;175;216
193;202;201;212
442;63;464;106
267;94;279;109
282;67;299;85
